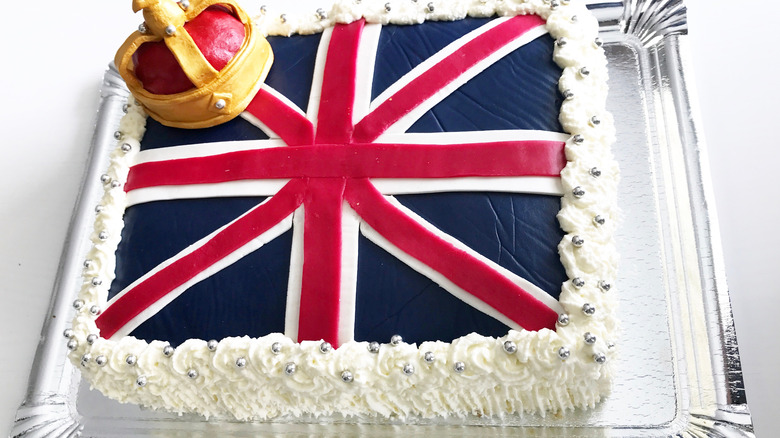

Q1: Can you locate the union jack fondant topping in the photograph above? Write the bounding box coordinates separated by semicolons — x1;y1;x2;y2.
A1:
69;0;618;420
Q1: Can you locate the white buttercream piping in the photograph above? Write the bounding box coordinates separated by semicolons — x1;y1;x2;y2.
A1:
69;0;618;421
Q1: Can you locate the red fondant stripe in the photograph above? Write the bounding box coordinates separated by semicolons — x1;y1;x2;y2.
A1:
315;20;364;144
345;178;559;332
352;15;546;143
297;179;347;345
245;87;315;146
96;180;307;339
124;140;565;191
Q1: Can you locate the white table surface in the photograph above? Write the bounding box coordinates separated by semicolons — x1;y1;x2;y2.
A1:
0;1;776;436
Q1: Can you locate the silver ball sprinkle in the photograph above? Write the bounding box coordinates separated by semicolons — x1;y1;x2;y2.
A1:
235;357;247;368
593;352;607;364
125;354;137;366
67;339;78;350
384;2;391;12
95;355;107;366
502;340;517;354
259;5;267;13
63;328;74;339
165;25;176;36
138;23;148;34
83;259;93;269
95;205;105;213
81;354;92;365
271;342;282;354
607;341;616;349
114;131;123;140
122;104;130;113
187;369;199;379
427;2;434;12
558;346;570;360
179;0;190;9
572;186;585;198
163;345;175;357
214;99;226;110
87;334;98;345
390;334;403;345
207;339;218;351
121;143;132;153
402;363;415;376
593;215;606;226
572;134;584;144
556;37;567;47
570;15;578;22
584;332;597;344
572;277;585;288
589;167;602;177
557;313;570;326
423;351;435;363
89;305;101;316
550;0;559;9
284;362;296;375
582;303;596;316
91;277;102;287
590;115;601;126
341;370;354;383
563;89;574;100
453;361;466;373
579;66;590;77
73;299;85;310
599;280;611;292
316;8;327;19
100;174;111;184
367;341;380;354
136;376;148;387
594;37;603;47
110;180;122;189
98;231;109;241
280;14;287;23
319;341;332;353
571;235;585;247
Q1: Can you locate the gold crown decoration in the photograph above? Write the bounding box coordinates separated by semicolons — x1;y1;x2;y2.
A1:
115;0;273;129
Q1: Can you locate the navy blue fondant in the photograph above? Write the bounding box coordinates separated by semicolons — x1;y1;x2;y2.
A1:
354;235;512;344
372;19;564;133
395;193;566;299
141;117;269;150
129;229;292;346
265;33;322;111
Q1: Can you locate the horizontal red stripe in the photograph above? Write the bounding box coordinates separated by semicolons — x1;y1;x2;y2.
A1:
125;140;565;192
96;180;307;339
345;178;558;332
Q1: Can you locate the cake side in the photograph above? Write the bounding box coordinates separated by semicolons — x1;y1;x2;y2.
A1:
67;0;618;420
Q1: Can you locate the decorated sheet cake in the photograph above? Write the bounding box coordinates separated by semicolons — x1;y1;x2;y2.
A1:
66;0;618;420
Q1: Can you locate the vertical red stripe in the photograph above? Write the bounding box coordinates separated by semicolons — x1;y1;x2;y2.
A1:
315;20;365;144
297;178;347;345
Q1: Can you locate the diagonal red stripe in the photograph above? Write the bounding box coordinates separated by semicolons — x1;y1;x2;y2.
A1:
96;179;308;339
124;140;565;191
344;178;558;332
245;88;315;146
352;15;546;143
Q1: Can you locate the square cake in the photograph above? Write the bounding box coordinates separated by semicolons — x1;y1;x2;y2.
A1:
67;0;618;420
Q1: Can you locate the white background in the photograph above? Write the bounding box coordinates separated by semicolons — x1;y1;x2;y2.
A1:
0;0;777;436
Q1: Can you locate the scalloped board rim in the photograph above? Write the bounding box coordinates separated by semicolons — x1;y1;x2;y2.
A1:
67;0;618;421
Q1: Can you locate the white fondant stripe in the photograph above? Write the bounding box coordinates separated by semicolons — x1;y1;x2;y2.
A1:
378;130;570;144
106;201;294;339
125;180;291;207
359;195;564;328
284;205;306;341
306;26;334;131
337;202;361;344
352;23;383;125
133;139;288;164
365;19;549;138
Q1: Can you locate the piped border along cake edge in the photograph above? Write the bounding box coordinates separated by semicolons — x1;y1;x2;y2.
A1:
66;0;618;420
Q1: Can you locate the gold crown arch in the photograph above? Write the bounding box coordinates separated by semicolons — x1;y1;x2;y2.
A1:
115;0;273;129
